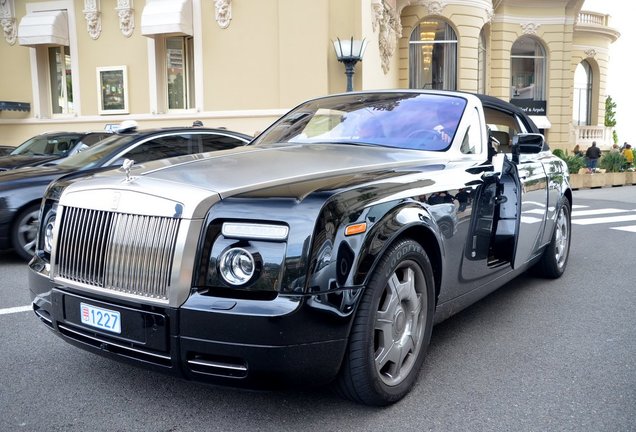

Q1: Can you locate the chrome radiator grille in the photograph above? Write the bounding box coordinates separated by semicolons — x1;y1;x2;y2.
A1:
55;206;181;300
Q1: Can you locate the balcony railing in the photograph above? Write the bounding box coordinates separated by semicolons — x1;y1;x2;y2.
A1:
577;11;610;27
574;125;614;150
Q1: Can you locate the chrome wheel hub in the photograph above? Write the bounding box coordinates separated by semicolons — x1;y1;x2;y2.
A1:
374;261;426;386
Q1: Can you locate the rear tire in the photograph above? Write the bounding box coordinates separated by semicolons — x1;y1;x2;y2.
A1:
335;239;435;406
533;199;571;278
11;203;40;261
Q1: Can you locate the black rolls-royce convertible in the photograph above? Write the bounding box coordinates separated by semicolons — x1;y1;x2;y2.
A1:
28;90;571;406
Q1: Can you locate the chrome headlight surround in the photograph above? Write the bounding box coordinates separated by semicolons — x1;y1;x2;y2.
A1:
218;246;259;286
202;221;288;293
38;201;58;259
43;210;56;254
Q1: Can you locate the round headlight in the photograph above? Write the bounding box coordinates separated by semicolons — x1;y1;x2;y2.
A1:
43;213;56;254
219;247;256;286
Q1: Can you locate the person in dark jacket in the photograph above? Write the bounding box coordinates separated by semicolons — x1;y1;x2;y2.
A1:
585;141;602;172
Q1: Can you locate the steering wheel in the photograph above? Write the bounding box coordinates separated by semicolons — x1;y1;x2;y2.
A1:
406;129;449;148
406;129;439;140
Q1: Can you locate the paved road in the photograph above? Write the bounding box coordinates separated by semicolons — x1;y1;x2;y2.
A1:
1;187;634;432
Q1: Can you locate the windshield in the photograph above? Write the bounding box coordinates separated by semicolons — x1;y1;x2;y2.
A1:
10;134;80;156
252;92;467;151
56;134;136;170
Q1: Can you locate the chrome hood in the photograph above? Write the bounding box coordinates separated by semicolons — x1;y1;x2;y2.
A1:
58;144;449;219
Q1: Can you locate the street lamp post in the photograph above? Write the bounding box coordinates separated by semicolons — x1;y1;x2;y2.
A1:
333;37;368;92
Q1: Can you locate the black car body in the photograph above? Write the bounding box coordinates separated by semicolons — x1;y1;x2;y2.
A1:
0;131;112;171
28;91;572;406
1;126;251;259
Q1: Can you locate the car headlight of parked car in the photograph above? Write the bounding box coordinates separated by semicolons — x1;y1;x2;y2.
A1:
39;201;57;258
202;221;289;295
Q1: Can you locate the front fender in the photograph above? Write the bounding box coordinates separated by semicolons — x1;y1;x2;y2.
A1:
352;201;443;288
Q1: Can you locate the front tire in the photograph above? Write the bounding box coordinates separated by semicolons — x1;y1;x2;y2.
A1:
11;203;40;261
336;239;435;406
533;198;571;278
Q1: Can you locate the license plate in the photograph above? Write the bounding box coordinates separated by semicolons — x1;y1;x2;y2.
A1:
80;303;121;334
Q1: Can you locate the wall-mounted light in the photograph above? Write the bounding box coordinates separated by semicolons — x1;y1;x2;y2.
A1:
333;37;368;92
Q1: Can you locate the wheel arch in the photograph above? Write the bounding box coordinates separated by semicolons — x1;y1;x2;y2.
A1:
393;225;443;305
353;206;444;305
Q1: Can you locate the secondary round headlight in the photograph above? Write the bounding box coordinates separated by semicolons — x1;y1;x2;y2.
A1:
43;214;56;254
219;247;256;286
41;203;58;255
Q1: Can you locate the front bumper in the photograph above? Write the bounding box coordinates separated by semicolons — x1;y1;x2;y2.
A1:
28;258;351;388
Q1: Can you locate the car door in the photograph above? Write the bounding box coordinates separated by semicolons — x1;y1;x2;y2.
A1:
463;107;548;279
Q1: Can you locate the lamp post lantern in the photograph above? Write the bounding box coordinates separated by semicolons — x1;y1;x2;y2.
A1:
333;37;368;92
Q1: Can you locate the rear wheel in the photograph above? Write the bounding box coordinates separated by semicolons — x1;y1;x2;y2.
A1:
336;239;435;406
11;204;40;261
533;199;571;278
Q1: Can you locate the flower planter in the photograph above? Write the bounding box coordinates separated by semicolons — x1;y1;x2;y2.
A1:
569;171;636;189
605;172;627;187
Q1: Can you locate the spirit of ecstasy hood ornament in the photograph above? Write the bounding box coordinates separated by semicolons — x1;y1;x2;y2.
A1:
121;158;135;182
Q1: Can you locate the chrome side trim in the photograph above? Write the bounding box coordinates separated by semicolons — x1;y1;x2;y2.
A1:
34;308;52;325
187;359;248;372
58;324;172;361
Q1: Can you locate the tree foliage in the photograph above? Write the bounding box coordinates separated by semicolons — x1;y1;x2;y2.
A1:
605;96;617;127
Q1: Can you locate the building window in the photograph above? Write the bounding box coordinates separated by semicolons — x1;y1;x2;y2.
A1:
48;45;74;114
166;36;195;110
573;61;592;126
477;29;487;94
409;19;457;90
510;36;546;100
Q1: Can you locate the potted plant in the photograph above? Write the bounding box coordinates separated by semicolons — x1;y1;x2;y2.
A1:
600;151;626;186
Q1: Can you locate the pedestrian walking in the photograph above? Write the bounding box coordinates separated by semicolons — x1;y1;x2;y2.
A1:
585;141;602;172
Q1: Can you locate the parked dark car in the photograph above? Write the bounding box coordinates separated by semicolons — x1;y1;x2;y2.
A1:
0;131;112;172
1;125;252;259
28;91;571;406
0;145;14;156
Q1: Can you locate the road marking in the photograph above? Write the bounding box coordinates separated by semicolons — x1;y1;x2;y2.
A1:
572;208;632;217
0;305;32;316
611;225;636;233
572;205;588;209
572;214;636;225
521;216;543;224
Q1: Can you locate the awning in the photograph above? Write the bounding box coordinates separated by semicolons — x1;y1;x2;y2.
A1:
0;101;31;112
18;10;69;47
529;115;552;129
141;0;193;36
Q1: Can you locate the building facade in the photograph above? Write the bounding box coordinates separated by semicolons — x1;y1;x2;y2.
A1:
0;0;619;150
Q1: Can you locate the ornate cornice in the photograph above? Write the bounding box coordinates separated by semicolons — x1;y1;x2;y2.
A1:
0;0;17;45
84;0;102;40
425;0;447;15
520;22;540;35
584;48;597;58
485;5;494;24
116;0;134;38
396;0;450;17
372;0;402;74
215;0;232;29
